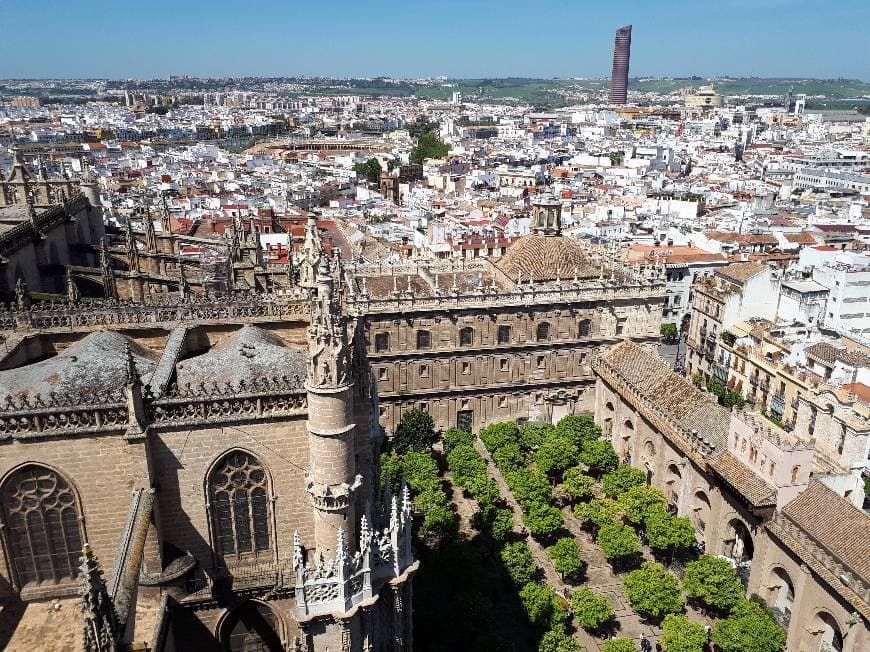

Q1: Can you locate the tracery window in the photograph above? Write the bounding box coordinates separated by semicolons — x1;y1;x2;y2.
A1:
1;465;84;587
209;452;271;560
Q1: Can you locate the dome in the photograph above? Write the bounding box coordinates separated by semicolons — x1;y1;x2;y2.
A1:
497;234;600;283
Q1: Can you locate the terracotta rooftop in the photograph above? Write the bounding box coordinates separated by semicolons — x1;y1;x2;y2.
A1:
715;261;768;284
708;452;777;508
598;340;730;449
782;481;870;582
497;234;601;282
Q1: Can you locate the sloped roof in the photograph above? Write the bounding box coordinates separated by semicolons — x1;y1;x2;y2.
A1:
708;452;777;508
715;261;768;284
782;481;870;582
597;340;730;449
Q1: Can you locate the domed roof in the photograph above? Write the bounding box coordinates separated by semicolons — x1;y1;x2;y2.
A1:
497;234;599;283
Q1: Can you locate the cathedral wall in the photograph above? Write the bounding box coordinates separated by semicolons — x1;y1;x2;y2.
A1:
150;417;314;573
0;433;150;600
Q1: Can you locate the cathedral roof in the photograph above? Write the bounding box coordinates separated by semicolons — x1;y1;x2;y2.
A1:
175;326;306;387
0;331;156;399
496;234;600;282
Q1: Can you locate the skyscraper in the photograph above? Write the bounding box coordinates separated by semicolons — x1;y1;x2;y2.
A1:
609;24;632;105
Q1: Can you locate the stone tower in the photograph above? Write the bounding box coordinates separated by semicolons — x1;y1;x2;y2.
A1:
531;191;562;236
305;255;362;556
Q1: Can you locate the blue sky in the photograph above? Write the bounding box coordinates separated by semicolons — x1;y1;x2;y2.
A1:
0;0;867;80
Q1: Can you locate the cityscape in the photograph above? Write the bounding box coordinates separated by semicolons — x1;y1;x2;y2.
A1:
0;3;869;652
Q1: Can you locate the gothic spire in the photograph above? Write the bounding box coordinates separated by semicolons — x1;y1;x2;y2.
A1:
143;206;157;253
100;241;118;301
299;213;324;289
125;220;140;273
67;268;79;304
306;254;349;390
79;543;121;652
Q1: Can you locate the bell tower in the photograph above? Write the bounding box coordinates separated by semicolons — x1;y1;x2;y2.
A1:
305;255;362;556
531;192;562;236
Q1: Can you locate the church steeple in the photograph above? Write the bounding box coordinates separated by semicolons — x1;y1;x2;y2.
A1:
307;255;348;390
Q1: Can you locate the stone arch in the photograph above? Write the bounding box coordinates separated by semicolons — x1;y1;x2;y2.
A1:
723;517;754;564
765;566;795;623
0;462;86;590
216;599;295;652
205;449;275;564
691;490;712;538
812;610;844;652
665;463;682;511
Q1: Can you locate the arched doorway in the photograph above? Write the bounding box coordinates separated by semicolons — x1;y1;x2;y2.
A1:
814;612;843;652
220;601;285;652
724;518;754;586
665;464;682;513
691;491;711;541
768;567;795;627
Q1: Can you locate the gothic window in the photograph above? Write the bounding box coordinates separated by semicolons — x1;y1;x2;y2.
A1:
374;332;389;352
579;319;592;337
536;322;550;342
1;465;84;587
209;452;271;561
497;325;511;344
416;330;431;350
459;327;474;347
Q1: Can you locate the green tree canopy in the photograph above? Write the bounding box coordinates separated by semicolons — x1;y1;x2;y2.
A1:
519;581;567;632
521;422;555;452
571;587;614;631
538;629;584;652
501;541;537;586
493;442;526;473
573;498;621;532
682;555;746;613
479;421;521;453
617;485;668;526
413;486;448;513
393;409;437;454
489;508;515;543
711;599;785;652
534;436;580;481
523;501;565;539
446;444;487;487
560;467;595;503
623;562;684;620
380;452;402;495
601;639;637;652
506;467;553;506
547;537;583;579
601;464;647;498
442;427;474;454
578;439;619;476
352;157;382;184
399;451;440;494
410;130;449;164
466;474;500;505
661;614;708;652
555;414;601;448
420;504;458;544
644;513;696;556
596;521;641;561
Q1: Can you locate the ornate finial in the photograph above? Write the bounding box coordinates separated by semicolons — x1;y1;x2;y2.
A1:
392;274;398;293
79;543;121;652
67;269;79;305
390;496;399;532
401;484;412;522
125;220;140;273
28;201;38;223
299;213;323;289
293;530;304;570
359;515;372;552
124;342;140;386
14;278;30;311
100;241;118;301
306;249;349;390
335;527;347;566
361;276;368;295
178;264;190;300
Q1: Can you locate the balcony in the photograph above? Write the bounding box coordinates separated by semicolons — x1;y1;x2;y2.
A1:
759;379;770;393
712;364;728;382
749;375;759;387
770;393;785;419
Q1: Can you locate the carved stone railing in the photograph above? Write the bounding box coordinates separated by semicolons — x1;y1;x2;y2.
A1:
0;377;308;439
0;389;127;439
0;292;310;332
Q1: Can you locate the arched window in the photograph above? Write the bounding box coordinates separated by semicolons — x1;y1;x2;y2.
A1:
416;330;431;350
220;601;284;652
1;465;84;587
791;465;800;483
579;319;592;337
537;322;550;342
459;327;474;347
209;452;271;561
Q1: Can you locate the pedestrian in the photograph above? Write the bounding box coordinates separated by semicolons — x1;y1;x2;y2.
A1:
640;635;652;652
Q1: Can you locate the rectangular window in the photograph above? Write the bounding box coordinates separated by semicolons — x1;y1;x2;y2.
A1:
536;355;545;369
377;367;388;380
462;361;471;375
616;319;626;336
457;410;473;432
374;332;389;352
420;364;430;378
497;325;511;344
498;396;508;408
500;358;509;372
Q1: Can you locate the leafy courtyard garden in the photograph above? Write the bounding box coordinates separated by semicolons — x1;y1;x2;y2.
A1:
381;410;785;652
